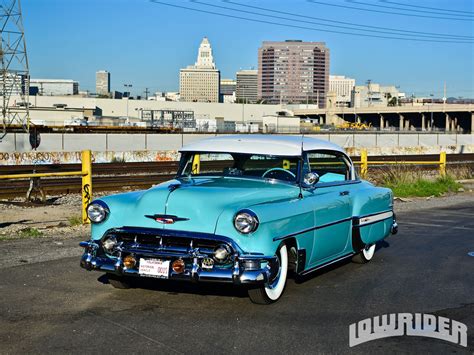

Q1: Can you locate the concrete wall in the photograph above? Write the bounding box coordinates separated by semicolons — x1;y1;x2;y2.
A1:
2;144;473;165
1;133;473;153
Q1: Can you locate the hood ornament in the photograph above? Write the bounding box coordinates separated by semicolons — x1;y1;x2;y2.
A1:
145;214;189;224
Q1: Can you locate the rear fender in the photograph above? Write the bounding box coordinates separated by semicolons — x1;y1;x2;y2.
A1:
351;183;394;250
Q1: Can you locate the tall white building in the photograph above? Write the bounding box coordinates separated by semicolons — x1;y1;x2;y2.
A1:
96;70;110;96
30;79;79;96
329;75;355;106
179;37;220;103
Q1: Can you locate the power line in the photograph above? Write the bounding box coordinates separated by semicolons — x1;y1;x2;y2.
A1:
197;0;472;40
223;0;473;40
308;0;474;21
347;0;473;18
149;1;473;43
381;0;474;15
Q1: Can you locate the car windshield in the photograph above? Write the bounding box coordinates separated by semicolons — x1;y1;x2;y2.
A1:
178;152;300;183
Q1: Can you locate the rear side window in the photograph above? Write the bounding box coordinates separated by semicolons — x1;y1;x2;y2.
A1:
306;151;350;183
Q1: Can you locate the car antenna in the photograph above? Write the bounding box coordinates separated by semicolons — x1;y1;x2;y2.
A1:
298;134;304;199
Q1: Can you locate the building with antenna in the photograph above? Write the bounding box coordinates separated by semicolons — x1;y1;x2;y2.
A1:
258;40;329;107
179;37;220;103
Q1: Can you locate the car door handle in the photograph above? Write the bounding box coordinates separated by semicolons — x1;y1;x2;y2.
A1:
340;190;350;196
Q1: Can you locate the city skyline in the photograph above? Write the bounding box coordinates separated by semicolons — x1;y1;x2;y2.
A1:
24;0;473;98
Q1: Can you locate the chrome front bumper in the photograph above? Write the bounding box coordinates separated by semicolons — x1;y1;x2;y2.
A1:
79;240;277;285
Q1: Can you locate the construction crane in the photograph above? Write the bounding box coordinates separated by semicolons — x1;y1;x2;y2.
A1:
0;0;29;141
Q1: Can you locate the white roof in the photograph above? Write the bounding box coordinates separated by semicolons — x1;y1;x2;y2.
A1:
179;135;345;156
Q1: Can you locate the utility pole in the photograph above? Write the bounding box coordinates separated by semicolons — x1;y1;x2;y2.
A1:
124;83;132;123
430;93;434;130
144;87;149;100
342;94;346;122
366;79;372;107
242;85;246;123
0;0;30;140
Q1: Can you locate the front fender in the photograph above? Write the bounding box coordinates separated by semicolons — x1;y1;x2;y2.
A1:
215;194;315;256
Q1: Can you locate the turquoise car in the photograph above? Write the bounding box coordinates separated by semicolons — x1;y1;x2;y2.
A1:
80;135;397;304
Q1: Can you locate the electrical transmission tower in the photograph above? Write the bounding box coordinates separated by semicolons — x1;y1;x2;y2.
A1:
0;0;29;140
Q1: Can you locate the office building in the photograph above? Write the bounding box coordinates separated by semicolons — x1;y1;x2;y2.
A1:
220;79;236;103
96;70;110;96
258;40;329;107
329;75;355;106
236;70;258;103
30;79;79;96
220;79;236;95
179;37;220;103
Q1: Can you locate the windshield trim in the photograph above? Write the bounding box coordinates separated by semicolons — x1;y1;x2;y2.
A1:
176;174;300;187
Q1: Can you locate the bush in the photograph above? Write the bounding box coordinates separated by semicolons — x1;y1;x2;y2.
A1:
376;166;462;197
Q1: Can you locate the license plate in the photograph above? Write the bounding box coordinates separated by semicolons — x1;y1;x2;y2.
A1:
139;258;170;279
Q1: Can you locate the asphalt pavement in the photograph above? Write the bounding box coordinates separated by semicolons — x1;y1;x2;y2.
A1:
1;201;473;354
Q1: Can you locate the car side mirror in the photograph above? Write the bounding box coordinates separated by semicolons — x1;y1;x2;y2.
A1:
303;172;319;187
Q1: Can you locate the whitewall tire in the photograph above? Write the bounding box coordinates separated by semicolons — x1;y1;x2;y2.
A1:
352;244;376;264
248;244;288;304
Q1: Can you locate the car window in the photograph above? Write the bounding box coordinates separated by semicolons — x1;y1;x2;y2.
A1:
182;153;234;176
306;151;350;183
179;153;299;183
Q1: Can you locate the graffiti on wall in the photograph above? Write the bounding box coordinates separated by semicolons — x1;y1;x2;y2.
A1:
0;150;180;165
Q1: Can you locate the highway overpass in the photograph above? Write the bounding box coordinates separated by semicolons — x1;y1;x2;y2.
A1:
293;104;474;133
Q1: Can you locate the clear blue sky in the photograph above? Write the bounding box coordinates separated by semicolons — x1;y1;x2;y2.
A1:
24;0;473;98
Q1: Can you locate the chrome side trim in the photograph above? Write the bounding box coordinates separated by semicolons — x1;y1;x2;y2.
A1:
353;210;394;228
273;216;352;242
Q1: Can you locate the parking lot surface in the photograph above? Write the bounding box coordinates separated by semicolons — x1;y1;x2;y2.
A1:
1;201;473;354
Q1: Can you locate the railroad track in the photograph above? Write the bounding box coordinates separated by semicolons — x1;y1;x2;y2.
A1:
1;154;473;200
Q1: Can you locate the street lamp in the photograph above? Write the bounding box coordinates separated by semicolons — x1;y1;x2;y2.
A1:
430;93;434;130
341;94;346;123
124;84;132;122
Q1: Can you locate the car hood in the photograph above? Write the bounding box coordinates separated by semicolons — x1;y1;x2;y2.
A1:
94;177;299;237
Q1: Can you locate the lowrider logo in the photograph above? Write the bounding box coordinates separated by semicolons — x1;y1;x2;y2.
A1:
145;214;189;224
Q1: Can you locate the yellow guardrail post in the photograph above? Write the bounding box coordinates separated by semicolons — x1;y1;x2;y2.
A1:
439;151;446;177
81;150;92;224
360;149;368;179
192;154;200;174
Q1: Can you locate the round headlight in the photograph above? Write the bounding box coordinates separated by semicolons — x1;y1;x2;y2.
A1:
102;236;117;252
87;201;109;223
234;210;259;234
